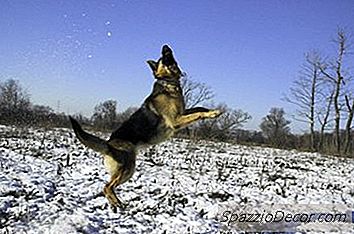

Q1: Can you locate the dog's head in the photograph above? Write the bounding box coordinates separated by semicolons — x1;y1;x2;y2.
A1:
147;45;183;80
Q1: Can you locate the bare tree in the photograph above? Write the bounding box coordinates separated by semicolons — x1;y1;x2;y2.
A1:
0;79;30;111
319;29;350;155
284;52;322;151
179;76;215;138
195;104;251;141
91;100;117;131
0;79;31;125
181;76;214;108
317;83;335;151
260;108;291;148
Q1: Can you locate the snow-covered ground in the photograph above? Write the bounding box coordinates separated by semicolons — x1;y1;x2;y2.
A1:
0;125;353;233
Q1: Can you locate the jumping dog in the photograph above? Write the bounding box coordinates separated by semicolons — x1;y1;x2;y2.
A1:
69;45;222;211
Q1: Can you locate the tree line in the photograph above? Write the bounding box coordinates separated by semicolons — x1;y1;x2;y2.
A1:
0;79;69;128
284;29;354;156
0;77;313;153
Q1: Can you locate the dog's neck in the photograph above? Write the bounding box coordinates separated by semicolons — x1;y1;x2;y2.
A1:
155;78;180;87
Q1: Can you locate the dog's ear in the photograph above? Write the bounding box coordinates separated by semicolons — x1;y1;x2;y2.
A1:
147;60;158;72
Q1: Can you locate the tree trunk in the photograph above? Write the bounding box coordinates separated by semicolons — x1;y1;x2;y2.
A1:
309;64;317;151
333;78;341;154
318;89;334;151
332;30;346;155
344;96;354;154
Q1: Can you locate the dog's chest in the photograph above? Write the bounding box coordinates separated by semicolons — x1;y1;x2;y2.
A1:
151;123;174;144
153;94;184;117
146;96;181;143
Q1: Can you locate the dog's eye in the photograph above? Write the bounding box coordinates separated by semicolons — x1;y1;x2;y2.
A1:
170;65;182;75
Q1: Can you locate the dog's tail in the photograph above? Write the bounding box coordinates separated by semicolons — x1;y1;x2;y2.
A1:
69;116;110;155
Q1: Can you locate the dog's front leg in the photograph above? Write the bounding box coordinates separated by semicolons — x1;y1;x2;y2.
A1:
183;107;210;115
174;108;222;129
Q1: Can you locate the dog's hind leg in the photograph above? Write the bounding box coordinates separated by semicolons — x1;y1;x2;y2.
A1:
102;145;136;212
103;170;126;212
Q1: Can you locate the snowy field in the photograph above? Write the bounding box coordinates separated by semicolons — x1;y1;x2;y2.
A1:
0;125;353;233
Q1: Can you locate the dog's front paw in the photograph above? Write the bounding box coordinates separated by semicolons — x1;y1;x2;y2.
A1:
206;109;223;118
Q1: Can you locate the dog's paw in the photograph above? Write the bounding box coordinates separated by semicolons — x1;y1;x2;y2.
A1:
118;202;127;209
109;201;127;212
206;109;223;118
111;205;118;213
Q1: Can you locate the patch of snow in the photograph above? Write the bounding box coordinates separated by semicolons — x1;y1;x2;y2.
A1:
0;126;353;233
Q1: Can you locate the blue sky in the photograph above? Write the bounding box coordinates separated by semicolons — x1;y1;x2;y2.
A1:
1;0;354;132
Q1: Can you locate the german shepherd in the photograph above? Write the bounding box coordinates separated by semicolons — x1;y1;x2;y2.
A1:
69;45;221;211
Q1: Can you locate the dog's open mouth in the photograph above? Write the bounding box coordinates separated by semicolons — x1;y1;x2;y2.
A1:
161;45;176;66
